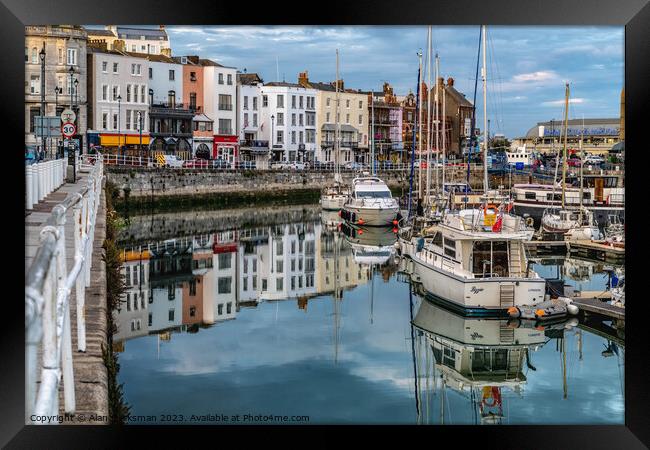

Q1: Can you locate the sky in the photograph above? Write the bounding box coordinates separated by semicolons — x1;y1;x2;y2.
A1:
162;26;623;138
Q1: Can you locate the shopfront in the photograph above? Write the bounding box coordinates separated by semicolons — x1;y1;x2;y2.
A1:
214;135;238;163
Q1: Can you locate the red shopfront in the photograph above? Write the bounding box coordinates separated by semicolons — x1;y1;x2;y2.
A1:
213;135;238;162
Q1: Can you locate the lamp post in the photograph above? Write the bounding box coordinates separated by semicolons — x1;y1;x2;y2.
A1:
68;66;74;155
117;94;122;157
39;45;46;160
138;111;143;158
55;87;61;157
271;114;275;161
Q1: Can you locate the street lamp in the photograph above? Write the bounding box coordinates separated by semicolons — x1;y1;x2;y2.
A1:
271;114;275;161
137;111;143;157
68;66;74;155
117;94;122;156
39;45;46;159
55;87;62;158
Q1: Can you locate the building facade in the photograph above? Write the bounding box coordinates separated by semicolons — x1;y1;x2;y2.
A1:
87;43;150;153
297;71;368;164
25;25;88;155
202;60;238;162
236;73;269;167
367;83;403;162
86;25;171;56
257;82;318;163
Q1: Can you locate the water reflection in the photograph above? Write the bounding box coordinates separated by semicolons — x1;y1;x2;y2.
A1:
115;206;624;424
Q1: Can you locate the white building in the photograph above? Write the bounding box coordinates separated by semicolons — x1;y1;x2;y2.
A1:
114;253;150;342
86;25;171;56
146;55;183;106
202;60;238;163
236;73;269;168
258;82;318;163
213;230;238;321
87;45;150;150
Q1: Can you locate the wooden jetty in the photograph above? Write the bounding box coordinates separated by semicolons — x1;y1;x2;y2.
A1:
571;291;625;321
524;239;624;262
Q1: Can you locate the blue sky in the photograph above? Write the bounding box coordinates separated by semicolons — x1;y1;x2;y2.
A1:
164;26;623;138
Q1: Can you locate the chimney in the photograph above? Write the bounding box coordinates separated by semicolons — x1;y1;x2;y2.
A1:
447;77;454;87
298;71;309;86
113;39;125;52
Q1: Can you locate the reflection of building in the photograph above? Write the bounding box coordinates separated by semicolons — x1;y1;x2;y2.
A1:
412;299;547;425
238;227;268;306
115;248;150;343
316;231;369;294
213;231;238;321
297;71;368;164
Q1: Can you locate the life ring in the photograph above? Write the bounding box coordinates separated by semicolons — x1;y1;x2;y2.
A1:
526;217;534;227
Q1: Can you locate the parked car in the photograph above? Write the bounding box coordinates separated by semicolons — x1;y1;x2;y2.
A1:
270;161;287;170
287;161;306;170
164;154;184;168
211;158;231;169
567;156;582;167
344;161;364;170
238;160;257;170
313;161;335;170
182;159;209;169
583;154;605;166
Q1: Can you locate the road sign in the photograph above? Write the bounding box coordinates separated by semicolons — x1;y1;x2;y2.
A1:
35;116;62;138
61;122;76;138
60;109;76;124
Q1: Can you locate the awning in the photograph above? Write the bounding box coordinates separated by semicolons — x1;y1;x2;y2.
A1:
99;134;150;146
321;123;359;133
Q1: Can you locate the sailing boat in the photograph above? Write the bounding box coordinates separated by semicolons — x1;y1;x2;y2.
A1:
321;49;351;211
541;85;600;240
400;26;544;315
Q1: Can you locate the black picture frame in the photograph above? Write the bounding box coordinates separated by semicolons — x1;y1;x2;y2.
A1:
6;0;648;447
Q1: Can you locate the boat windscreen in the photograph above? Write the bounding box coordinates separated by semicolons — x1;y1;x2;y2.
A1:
357;191;392;199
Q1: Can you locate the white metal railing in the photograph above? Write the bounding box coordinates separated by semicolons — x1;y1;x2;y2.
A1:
25;155;104;424
25;158;67;210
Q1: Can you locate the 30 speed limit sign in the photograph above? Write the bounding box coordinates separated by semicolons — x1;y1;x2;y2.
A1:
61;122;76;138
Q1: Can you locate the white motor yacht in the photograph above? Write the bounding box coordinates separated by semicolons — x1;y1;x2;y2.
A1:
341;177;400;227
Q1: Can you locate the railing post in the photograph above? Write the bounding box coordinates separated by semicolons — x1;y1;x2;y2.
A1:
26;165;33;210
73;201;86;352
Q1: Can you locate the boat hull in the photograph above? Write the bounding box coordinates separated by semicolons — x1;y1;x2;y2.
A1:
410;254;546;313
321;195;347;211
513;201;624;227
342;204;399;227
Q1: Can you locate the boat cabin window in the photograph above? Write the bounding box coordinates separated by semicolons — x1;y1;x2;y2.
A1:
472;348;509;372
525;192;536;200
472;241;509;277
583;177;618;188
582;192;591;200
432;344;456;369
546;193;562;201
443;237;456;259
356;190;391;199
432;232;443;248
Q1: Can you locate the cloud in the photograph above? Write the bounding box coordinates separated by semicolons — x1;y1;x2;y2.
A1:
512;71;558;83
541;98;586;107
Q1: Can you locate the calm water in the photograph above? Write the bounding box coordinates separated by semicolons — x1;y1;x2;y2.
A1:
115;206;624;425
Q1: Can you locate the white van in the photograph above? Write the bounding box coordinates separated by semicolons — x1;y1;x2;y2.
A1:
164;155;184;168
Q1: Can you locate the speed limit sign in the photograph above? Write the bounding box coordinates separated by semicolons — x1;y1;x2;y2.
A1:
61;122;76;138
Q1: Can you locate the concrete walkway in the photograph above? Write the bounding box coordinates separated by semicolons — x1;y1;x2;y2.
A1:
25;173;109;423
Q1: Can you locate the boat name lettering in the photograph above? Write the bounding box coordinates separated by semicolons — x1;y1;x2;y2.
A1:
470;332;484;340
470;287;484;294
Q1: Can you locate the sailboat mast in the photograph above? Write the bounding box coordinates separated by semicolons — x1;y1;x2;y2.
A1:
426;27;433;206
482;25;489;195
371;90;375;175
442;81;446;195
561;83;569;209
435;54;440;192
335;49;340;181
418;51;424;199
579;114;584;214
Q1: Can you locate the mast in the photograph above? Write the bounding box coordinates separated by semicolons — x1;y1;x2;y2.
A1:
418;51;424;200
335;49;341;184
579;114;584;217
561;83;569;209
426;27;433;206
434;54;440;193
407;64;421;218
371;90;375;175
481;25;488;195
442;82;446;196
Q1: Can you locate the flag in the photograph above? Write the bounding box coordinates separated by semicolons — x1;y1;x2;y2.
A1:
492;214;503;232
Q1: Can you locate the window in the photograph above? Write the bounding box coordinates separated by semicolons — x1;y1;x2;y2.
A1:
276;277;284;291
326;112;330;122
327;98;331;107
276;259;283;273
140;293;145;310
243;113;249;127
140;84;145;103
346;114;350;123
168;309;175;321
25;46;28;62
131;64;136;75
525;192;536;200
243;277;248;291
218;277;232;294
112;114;118;129
218;73;224;84
148;67;153;79
243;96;248;110
102;112;108;130
218;304;223;315
218;119;232;135
291;276;296;290
141;45;146;52
299;114;303;126
262;95;268;107
299;96;303;109
126;84;131;102
67;48;77;66
262;279;267;291
292;95;296;108
252;276;257;290
30;47;37;64
189;92;196;110
134;85;140;103
227;74;232;85
218;94;232;110
359;114;363;125
306;129;315;143
148;313;152;326
169;69;175;81
346;99;350;108
130;321;135;331
292;114;296;126
190;71;196;81
168;284;175;300
359;100;363;108
226;302;232;314
131;44;136;52
112;85;118;101
133;293;139;310
277;113;284;126
168;90;176;106
291;131;296;144
298;276;303;288
277;130;283;144
252;259;257;273
218;253;231;269
30;75;40;94
113;62;119;74
276;94;284;108
126;110;131;130
253;114;258;127
253;97;258;110
126;294;131;311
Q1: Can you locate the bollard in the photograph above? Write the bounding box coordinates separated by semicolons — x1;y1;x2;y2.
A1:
26;165;33;210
